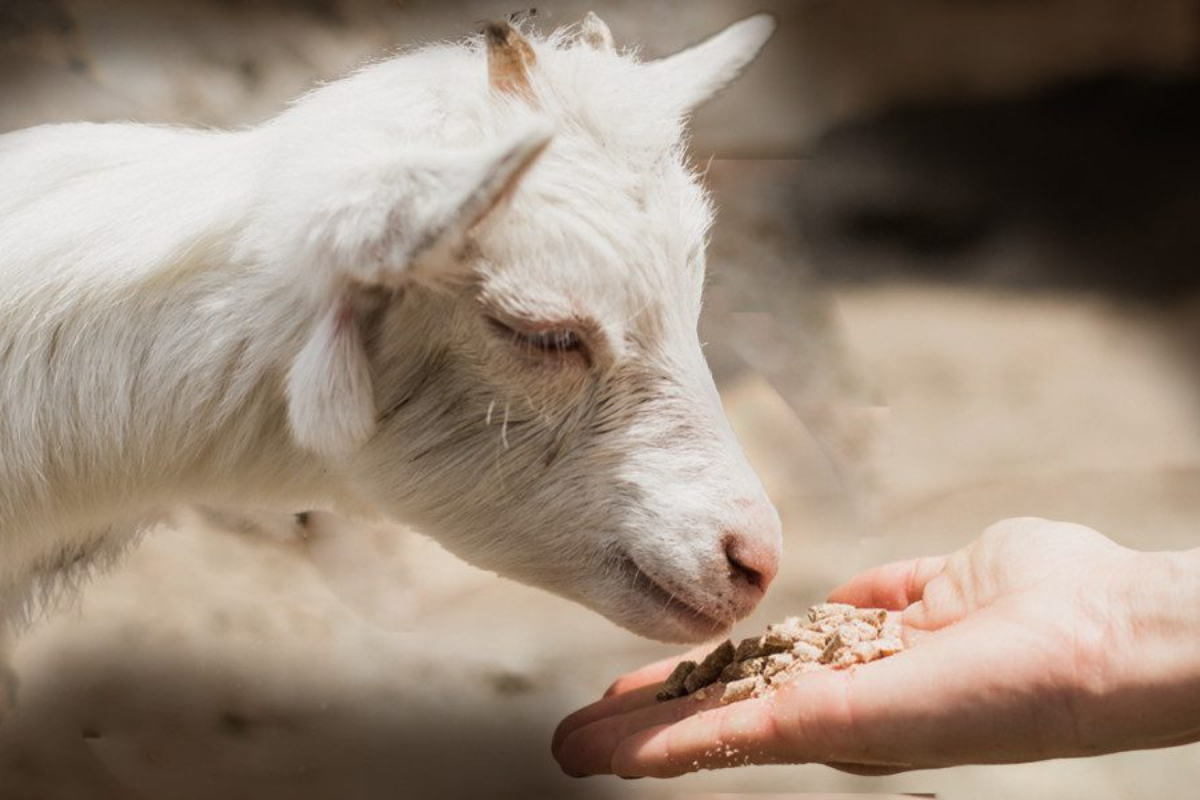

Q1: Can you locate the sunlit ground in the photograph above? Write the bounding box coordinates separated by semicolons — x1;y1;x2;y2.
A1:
3;2;1200;798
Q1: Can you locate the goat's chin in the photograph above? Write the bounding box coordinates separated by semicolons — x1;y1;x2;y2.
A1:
620;609;733;645
587;581;743;644
596;553;749;643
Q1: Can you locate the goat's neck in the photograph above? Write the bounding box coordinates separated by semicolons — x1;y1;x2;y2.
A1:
0;256;367;604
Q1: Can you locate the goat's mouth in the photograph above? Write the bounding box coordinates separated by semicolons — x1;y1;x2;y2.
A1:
616;554;731;638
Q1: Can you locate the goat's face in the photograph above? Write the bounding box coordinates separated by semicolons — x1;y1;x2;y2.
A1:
281;14;781;642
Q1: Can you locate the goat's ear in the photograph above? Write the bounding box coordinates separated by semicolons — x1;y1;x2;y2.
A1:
404;121;554;285
286;124;552;458
579;12;615;52
287;297;377;458
644;14;775;116
327;121;555;291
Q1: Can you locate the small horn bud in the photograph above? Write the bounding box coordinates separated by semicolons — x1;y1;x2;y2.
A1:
580;11;614;52
485;21;537;99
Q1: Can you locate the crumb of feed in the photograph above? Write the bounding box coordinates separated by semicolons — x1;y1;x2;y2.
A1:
655;603;905;704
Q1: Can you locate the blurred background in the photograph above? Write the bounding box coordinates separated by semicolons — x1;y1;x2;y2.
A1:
3;0;1200;797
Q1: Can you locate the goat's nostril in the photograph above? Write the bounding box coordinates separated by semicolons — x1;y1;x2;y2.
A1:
724;537;775;592
726;545;763;589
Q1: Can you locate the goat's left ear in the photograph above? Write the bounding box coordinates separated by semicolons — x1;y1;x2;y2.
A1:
318;121;554;292
644;14;776;116
396;122;554;286
286;124;553;458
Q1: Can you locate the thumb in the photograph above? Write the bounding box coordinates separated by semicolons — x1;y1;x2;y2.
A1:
827;555;948;610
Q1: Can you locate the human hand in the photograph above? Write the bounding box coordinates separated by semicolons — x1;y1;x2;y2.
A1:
553;517;1200;777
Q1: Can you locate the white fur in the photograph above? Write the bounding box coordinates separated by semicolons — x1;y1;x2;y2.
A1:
0;14;781;661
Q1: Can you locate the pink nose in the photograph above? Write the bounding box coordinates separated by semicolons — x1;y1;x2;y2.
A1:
723;503;781;594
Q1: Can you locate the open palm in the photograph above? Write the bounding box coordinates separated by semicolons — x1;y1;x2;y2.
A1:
553;518;1197;778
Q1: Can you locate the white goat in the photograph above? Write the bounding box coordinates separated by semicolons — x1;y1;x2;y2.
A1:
0;13;782;713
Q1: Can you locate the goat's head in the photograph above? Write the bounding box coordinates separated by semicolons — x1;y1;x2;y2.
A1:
267;13;781;643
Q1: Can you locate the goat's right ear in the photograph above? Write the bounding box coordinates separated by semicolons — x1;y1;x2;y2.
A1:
285;124;553;458
644;14;775;117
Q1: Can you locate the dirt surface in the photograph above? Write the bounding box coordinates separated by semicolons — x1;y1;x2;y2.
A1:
4;160;1199;798
4;2;1200;798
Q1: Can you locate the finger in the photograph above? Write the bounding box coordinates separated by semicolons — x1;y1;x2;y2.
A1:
602;644;713;698
572;633;925;778
552;685;661;760
610;694;791;777
903;565;973;632
901;599;939;632
555;644;724;761
827;555;947;610
555;689;724;777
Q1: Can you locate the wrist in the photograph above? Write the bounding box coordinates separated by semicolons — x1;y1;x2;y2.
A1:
1118;548;1200;670
1082;547;1200;751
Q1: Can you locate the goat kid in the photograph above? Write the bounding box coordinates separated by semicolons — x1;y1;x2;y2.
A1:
0;13;782;713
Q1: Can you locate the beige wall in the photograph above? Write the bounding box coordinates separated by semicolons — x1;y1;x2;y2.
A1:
2;0;1197;153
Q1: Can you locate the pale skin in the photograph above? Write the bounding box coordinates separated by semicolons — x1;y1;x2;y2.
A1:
553;517;1200;778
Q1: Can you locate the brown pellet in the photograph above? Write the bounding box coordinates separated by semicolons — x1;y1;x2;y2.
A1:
655;604;907;705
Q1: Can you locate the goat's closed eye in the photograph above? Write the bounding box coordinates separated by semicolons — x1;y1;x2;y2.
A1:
486;317;586;360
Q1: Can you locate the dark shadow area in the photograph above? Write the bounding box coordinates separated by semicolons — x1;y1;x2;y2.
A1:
0;651;610;800
796;72;1200;298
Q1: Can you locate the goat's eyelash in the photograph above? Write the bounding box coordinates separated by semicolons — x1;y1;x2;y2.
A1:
486;316;586;358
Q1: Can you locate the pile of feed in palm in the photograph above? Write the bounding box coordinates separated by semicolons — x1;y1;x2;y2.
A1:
656;603;904;704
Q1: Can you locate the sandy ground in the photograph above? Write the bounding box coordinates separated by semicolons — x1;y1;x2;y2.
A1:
4;2;1200;798
3;159;1200;799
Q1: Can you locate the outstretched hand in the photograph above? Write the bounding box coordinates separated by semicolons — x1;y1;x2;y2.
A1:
553;518;1200;778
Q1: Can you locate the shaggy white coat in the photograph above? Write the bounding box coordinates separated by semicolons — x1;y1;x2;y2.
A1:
0;14;781;695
